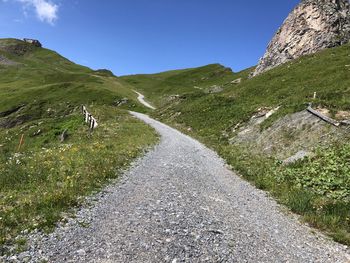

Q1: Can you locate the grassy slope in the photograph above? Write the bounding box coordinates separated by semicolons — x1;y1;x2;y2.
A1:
0;39;158;252
121;64;235;107
124;44;350;244
124;44;350;141
0;39;145;113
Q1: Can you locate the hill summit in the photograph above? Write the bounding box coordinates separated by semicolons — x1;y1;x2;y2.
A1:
252;0;350;76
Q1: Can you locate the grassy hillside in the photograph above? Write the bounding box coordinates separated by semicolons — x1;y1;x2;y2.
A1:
0;38;147;113
0;38;158;253
125;44;350;245
121;64;235;107
125;44;350;141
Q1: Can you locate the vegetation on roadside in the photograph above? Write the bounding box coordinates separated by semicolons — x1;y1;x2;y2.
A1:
0;107;158;252
124;43;350;245
219;143;350;245
0;39;158;254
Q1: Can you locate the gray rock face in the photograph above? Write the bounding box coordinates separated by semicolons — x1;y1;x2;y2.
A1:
252;0;350;77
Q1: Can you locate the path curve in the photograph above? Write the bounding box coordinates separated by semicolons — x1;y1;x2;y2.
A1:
15;112;349;263
134;90;156;110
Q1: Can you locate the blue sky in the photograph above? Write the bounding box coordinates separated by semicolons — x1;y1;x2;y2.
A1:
0;0;300;75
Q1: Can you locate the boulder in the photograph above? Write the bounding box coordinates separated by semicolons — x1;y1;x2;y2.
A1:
206;85;223;94
283;150;310;165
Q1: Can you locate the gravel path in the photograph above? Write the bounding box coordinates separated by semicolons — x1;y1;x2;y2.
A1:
10;112;350;263
134;91;156;110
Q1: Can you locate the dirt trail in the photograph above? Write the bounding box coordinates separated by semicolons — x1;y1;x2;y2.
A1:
134;90;156;110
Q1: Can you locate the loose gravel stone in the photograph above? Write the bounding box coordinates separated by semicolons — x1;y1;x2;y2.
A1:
5;112;350;262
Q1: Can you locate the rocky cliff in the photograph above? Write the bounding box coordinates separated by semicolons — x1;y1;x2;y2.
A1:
252;0;350;77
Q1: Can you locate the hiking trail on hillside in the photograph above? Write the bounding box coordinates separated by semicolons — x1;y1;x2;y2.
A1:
13;112;350;263
134;90;156;110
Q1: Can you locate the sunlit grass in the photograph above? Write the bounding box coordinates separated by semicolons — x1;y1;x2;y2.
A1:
0;107;158;251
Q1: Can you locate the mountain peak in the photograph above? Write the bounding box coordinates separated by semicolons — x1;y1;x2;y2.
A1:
252;0;350;77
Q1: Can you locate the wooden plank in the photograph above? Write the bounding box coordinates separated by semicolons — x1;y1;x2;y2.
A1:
307;106;340;126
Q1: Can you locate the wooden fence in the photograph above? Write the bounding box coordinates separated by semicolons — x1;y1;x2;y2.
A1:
81;105;98;131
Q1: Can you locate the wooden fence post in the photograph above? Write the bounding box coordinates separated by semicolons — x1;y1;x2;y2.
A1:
81;105;98;132
17;134;24;152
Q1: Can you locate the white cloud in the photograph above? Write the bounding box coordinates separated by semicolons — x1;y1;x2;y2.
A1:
17;0;59;25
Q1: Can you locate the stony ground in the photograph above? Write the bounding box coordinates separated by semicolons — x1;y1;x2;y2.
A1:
6;112;350;263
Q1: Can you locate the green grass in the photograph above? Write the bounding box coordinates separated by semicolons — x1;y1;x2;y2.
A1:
121;64;236;107
124;43;350;245
125;44;350;129
0;106;158;253
0;38;147;114
0;38;159;254
218;143;350;245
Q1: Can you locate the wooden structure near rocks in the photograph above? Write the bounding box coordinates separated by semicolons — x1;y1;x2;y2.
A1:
307;103;350;127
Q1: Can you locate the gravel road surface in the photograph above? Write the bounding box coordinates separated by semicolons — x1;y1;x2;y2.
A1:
134;91;156;110
10;112;350;263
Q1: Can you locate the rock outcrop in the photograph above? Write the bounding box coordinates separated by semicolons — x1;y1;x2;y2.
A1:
252;0;350;77
0;55;18;66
